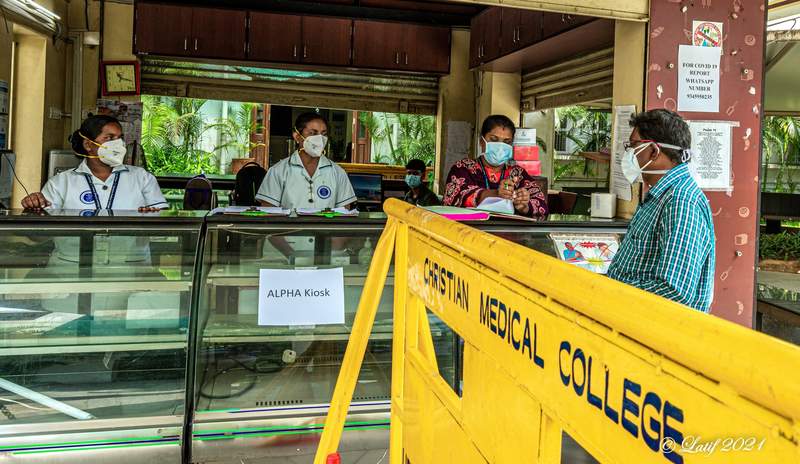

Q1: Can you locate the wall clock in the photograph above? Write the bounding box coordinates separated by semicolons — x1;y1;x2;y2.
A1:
101;61;140;96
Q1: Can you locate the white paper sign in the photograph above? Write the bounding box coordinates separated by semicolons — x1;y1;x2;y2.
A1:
514;128;537;145
687;121;732;190
610;105;637;201
258;268;345;326
677;45;721;113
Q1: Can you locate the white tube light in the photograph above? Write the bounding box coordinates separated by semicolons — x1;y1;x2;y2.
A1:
0;377;94;420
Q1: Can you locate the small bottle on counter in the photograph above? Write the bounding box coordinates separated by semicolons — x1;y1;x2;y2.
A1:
358;237;373;267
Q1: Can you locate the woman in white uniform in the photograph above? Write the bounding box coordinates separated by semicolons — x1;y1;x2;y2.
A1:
20;115;169;314
21;115;168;212
256;112;356;209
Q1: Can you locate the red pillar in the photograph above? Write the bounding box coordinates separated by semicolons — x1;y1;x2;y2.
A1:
646;0;765;326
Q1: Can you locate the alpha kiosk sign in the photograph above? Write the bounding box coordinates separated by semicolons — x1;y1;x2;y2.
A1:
258;268;345;326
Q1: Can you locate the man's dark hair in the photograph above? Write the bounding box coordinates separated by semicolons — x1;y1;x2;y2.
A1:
629;109;691;164
480;114;516;137
405;158;427;173
294;111;329;133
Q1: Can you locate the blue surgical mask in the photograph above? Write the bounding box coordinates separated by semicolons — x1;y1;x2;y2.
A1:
482;138;513;166
405;174;422;188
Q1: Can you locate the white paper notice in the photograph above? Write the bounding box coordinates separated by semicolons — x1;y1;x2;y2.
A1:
610;105;636;201
258;268;345;326
687;121;732;190
677;45;721;113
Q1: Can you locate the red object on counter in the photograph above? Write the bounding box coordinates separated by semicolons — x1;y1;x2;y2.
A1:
326;453;341;464
513;145;539;161
515;160;541;176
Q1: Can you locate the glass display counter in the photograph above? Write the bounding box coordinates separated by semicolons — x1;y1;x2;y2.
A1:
0;210;205;464
0;209;627;464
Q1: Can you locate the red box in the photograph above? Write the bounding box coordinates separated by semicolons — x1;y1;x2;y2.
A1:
514;145;539;161
515;160;541;176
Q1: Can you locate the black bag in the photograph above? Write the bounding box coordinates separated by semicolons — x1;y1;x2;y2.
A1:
230;162;267;206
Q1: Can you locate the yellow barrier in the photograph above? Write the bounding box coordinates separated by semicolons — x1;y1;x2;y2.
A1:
315;199;800;464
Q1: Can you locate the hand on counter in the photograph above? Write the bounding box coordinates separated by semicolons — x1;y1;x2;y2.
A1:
512;188;531;214
21;192;51;210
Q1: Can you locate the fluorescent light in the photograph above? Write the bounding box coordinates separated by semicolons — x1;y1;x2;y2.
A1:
0;377;94;420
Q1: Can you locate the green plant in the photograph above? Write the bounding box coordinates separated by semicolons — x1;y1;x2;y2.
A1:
553;106;611;181
760;232;800;261
142;96;260;175
762;116;800;193
359;112;436;166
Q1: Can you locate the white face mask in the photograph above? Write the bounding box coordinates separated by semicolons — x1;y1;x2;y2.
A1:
96;138;127;167
621;142;671;184
300;133;328;158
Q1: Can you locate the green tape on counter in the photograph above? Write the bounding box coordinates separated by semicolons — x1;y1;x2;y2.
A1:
12;441;178;455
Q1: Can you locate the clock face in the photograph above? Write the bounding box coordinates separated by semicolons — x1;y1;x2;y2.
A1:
105;64;137;93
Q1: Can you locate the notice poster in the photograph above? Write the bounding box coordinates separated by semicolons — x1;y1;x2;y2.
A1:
610;105;637;201
550;234;621;274
677;45;721;113
687;121;732;191
258;268;345;326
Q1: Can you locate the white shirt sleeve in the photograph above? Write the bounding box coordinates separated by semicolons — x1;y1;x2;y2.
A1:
333;165;357;208
141;172;169;208
255;165;285;206
41;176;65;209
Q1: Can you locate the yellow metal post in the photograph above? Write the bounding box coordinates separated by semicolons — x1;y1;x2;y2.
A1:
312;220;398;463
390;222;409;463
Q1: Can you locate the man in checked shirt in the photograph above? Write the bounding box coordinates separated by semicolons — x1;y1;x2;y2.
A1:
608;109;715;313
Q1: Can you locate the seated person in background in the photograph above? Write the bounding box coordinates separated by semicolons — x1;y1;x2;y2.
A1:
402;158;440;207
257;112;356;210
443;115;547;218
21;114;167;212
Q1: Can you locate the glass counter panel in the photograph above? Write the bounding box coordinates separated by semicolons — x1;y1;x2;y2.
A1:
195;226;394;413
0;225;198;424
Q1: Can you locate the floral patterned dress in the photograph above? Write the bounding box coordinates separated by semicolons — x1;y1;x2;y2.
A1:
442;158;548;218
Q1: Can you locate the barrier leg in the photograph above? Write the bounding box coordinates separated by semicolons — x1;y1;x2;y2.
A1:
390;222;408;464
313;220;398;464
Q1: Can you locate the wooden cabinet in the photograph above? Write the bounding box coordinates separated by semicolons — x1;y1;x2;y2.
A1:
134;3;246;59
135;3;449;73
542;13;592;40
134;3;192;56
301;16;352;66
353;20;405;69
401;24;450;73
191;7;247;59
353;20;450;73
517;10;543;49
469;7;502;68
502;9;543;55
249;13;351;66
248;12;303;62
